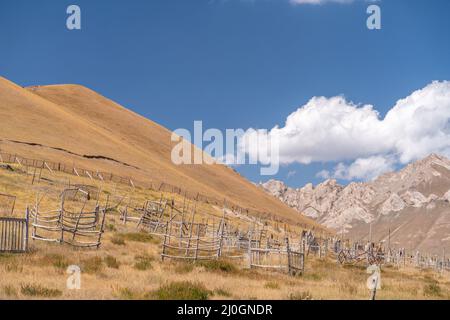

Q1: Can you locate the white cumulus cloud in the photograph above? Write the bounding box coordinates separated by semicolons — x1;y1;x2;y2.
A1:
332;155;395;181
290;0;354;5
241;81;450;181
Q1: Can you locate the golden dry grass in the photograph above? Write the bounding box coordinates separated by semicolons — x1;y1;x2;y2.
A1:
2;233;450;300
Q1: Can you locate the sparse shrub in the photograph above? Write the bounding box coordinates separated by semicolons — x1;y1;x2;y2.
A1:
286;280;299;287
2;285;17;297
406;285;419;297
214;288;232;297
133;255;153;271
423;282;442;297
106;223;117;232
423;275;436;283
120;232;156;243
303;272;323;281
4;261;23;273
40;254;69;270
174;262;194;274
111;234;126;246
153;281;211;300
288;291;313;300
339;282;358;296
104;255;120;269
0;253;15;262
197;260;237;274
115;287;143;300
20;284;62;298
81;257;104;274
264;282;280;290
111;232;156;245
239;268;266;280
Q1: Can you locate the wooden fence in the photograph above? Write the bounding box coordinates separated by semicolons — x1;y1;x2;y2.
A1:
0;151;313;230
0;211;29;253
3;152;449;274
30;188;107;248
248;237;304;275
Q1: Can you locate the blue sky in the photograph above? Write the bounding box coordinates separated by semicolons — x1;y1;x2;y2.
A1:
1;0;450;187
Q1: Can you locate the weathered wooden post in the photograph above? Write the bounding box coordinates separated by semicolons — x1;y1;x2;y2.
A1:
404;250;407;268
194;224;200;261
123;205;128;225
161;222;169;261
301;250;305;275
285;237;292;276
319;238;323;259
248;232;252;269
217;220;225;258
186;206;196;256
24;207;30;252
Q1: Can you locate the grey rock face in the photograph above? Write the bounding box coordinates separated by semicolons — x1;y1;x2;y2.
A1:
259;154;450;253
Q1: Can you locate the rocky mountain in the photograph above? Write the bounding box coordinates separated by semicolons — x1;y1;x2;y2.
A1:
259;154;450;253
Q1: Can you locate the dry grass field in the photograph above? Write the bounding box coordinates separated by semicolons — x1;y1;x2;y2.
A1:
3;238;450;300
1;163;450;300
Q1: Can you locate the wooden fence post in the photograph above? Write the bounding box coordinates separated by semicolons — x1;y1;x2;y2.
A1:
248;233;252;269
161;222;169;261
24;207;30;252
194;225;200;261
285;237;292;276
217;221;225;258
301;250;305;275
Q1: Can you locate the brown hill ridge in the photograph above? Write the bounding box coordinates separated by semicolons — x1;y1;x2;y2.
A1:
0;76;320;229
259;154;450;253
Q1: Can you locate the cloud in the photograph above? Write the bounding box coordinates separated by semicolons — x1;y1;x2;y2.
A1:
290;0;378;5
211;0;378;6
290;0;354;5
287;170;297;178
332;155;395;180
241;81;450;181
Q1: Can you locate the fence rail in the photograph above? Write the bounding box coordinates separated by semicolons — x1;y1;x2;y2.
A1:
0;151;313;230
30;188;107;248
249;237;304;275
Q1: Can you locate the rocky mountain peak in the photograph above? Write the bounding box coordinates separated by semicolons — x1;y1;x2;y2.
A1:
258;154;450;253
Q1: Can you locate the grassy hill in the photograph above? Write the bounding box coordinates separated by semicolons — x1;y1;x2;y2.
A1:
0;76;321;229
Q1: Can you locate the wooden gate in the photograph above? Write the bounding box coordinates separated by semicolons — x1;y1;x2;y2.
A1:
0;211;29;253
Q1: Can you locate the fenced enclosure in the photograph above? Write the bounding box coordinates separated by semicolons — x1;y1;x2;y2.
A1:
161;226;223;261
158;203;240;262
337;246;384;266
0;151;314;230
0;212;29;253
30;188;107;248
0;193;16;216
248;236;304;275
3;149;450;275
383;248;450;272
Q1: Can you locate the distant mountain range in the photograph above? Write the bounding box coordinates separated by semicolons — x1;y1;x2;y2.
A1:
259;154;450;253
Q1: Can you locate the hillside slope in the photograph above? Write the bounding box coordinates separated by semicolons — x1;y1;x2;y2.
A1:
0;76;320;228
259;154;450;253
